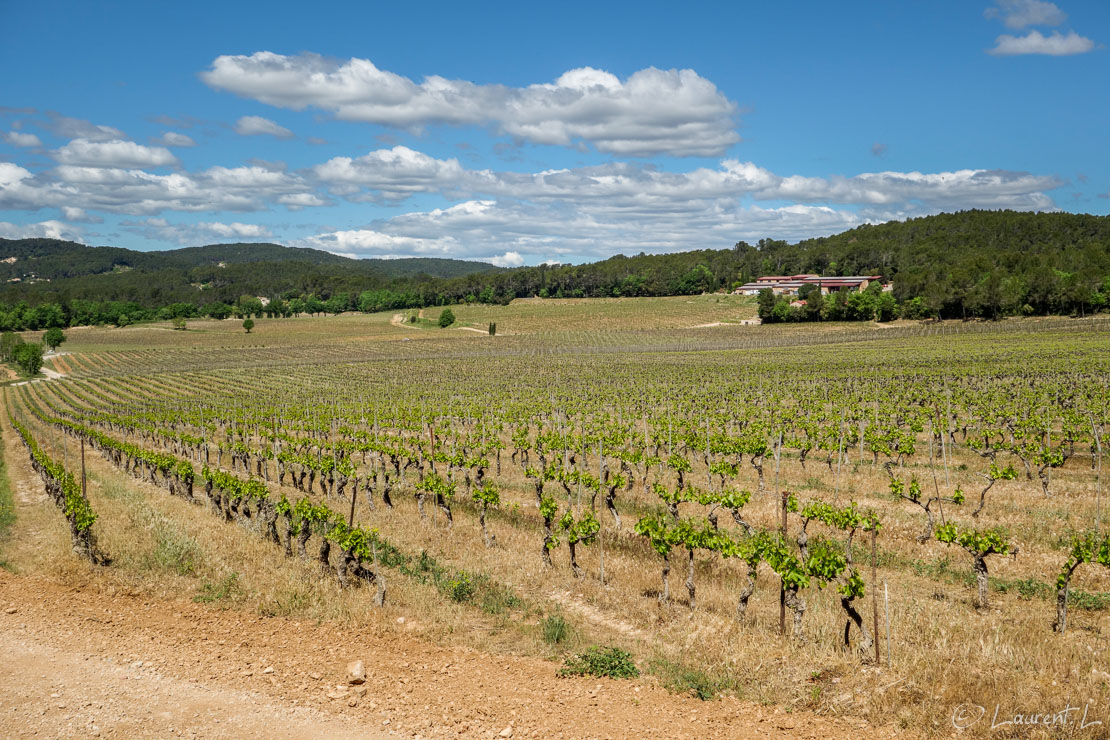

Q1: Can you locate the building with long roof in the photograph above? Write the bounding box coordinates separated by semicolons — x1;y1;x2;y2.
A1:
734;274;888;296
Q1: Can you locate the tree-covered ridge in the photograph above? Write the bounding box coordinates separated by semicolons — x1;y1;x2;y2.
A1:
0;209;1108;325
767;210;1110;317
0;239;503;282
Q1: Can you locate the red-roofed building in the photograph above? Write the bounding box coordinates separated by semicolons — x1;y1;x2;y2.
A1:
734;274;887;296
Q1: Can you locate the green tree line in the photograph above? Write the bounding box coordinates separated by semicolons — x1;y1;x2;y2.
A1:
1;210;1108;327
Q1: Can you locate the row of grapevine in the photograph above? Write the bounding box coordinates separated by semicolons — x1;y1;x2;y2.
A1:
8;412;107;565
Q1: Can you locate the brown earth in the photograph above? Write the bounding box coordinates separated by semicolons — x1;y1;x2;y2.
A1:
0;572;904;739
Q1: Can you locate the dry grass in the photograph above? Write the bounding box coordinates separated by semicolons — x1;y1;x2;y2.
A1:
0;407;559;661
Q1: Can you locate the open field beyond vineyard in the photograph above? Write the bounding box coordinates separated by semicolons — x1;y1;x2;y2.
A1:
3;297;1110;738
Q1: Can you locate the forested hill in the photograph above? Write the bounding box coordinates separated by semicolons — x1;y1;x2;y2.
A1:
1;210;1108;322
764;210;1110;309
0;239;502;282
436;210;1110;317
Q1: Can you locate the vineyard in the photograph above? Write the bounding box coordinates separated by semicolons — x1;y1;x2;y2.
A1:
5;302;1110;737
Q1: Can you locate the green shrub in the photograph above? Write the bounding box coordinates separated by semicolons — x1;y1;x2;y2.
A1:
477;579;522;614
996;577;1049;600
1069;590;1110;611
438;308;456;327
649;657;728;700
445;571;475;602
152;525;203;576
542;613;570;644
668;668;723;700
194;572;242;605
559;646;639;679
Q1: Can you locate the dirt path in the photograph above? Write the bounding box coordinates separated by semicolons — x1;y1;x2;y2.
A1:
0;572;894;739
0;604;375;739
8;357;66;384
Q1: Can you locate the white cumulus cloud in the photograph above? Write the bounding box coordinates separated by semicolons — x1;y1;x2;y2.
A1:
4;131;41;147
277;192;327;209
157;131;196;147
200;221;271;238
985;0;1067;29
307;146;1060;214
0;160;319;216
233;115;294;138
40;114;124;142
53;138;179;168
203;52;739;157
0;219;83;241
296;227;459;258
763;168;1061;209
295;198;865;264
0;162;33;188
61;206;101;223
490;251;524;267
123;218;272;245
312;145;472;202
989;29;1096;55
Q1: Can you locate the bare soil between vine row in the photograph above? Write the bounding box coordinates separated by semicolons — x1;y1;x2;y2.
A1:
0;572;899;739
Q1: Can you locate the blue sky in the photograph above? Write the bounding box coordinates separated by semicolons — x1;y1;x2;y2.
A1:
1;0;1106;265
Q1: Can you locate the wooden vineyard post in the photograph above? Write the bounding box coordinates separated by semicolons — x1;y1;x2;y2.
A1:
833;415;845;503
271;415;278;482
1093;416;1103;534
772;430;782;496
872;525;879;665
705;416;712;490
372;541;386;608
80;438;88;501
429;423;437;529
858;417;864;464
598;439;605;586
884;580;891;669
929;419;942;502
942;396;952;487
348;483;357;528
780;490;788;636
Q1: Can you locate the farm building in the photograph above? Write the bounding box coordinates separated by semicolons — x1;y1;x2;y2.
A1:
734;274;888;296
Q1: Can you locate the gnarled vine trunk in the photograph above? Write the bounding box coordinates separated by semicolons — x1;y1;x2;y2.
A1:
1054;562;1079;632
541;515;555;567
685;548;696;610
736;560;757;619
973;553;990;610
478;507;494;548
605;488;621;529
296;524;311;559
317;533;331;569
841;595;874;660
569;541;582;578
660;552;670;605
784;586;806;640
